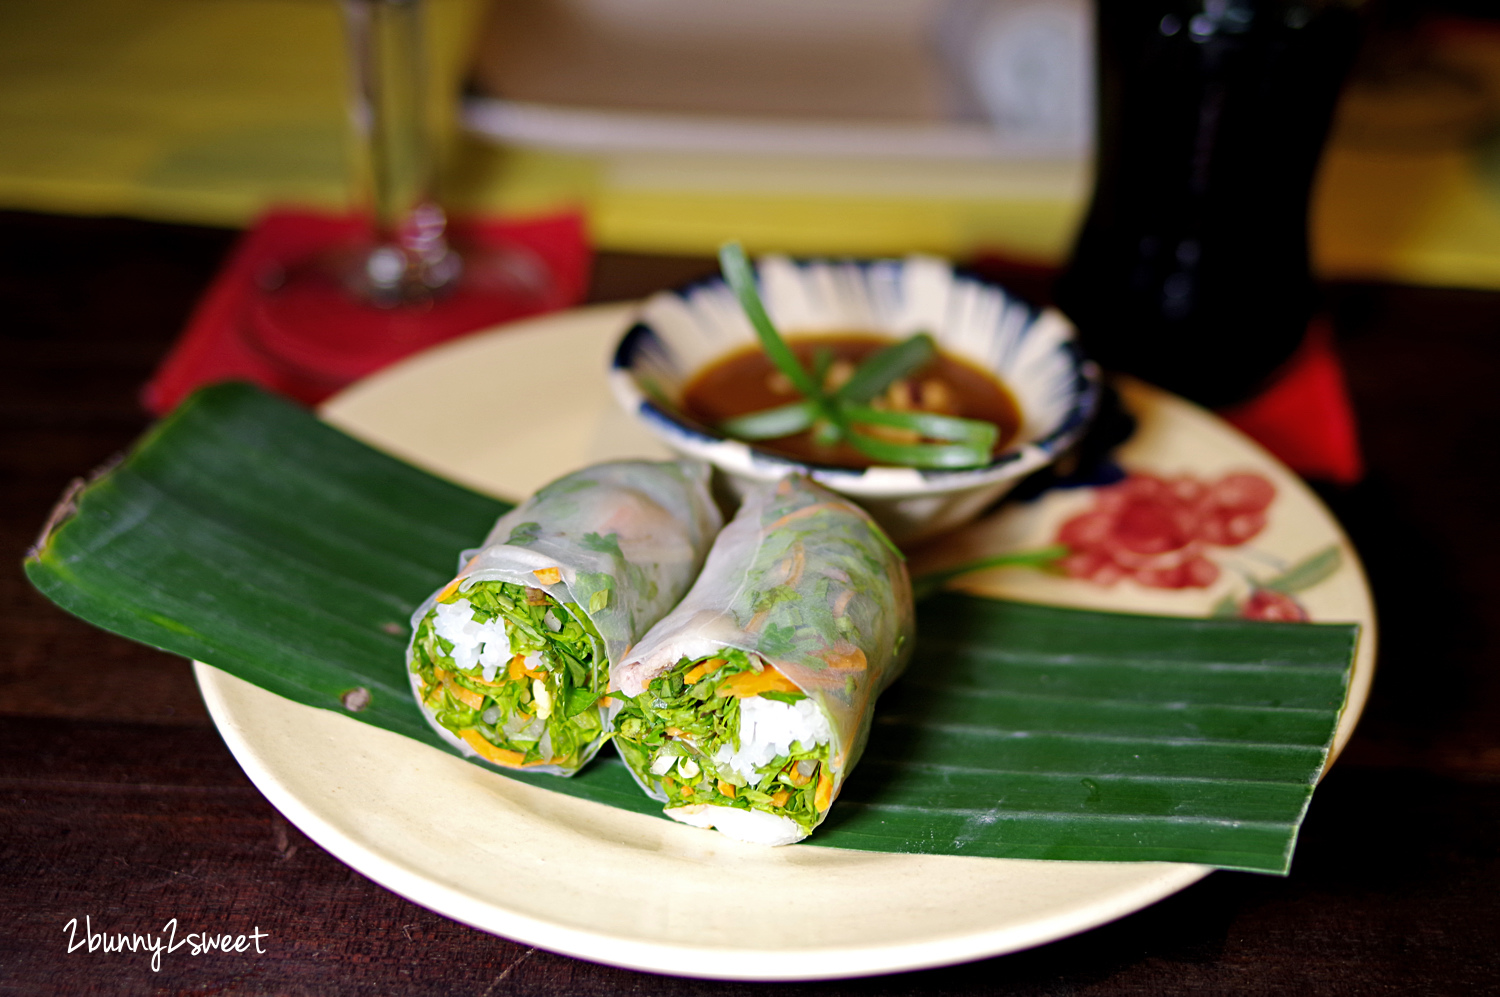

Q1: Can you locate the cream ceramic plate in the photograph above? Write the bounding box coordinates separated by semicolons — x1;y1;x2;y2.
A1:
195;303;1375;981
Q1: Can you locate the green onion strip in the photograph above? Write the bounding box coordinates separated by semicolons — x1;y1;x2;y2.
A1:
716;243;1000;470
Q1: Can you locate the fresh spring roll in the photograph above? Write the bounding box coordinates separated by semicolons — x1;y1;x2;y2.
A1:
611;474;914;845
407;460;722;776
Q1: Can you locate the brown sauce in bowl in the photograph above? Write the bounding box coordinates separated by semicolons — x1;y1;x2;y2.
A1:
680;333;1022;469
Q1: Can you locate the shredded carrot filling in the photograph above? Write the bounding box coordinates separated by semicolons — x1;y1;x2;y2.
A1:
442;674;485;711
459;729;525;767
718;665;801;699
434;575;465;604
814;767;835;812
683;656;727;684
457;731;561;769
781;762;813;788
820;645;868;671
506;653;543;681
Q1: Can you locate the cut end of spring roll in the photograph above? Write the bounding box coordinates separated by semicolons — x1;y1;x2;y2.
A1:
613;650;841;846
610;473;914;844
406;459;723;778
410;579;608;773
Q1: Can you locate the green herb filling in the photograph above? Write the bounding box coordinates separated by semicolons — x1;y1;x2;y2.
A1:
410;580;605;770
613;649;832;832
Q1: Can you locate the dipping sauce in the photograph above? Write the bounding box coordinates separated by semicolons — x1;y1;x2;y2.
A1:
680;333;1022;469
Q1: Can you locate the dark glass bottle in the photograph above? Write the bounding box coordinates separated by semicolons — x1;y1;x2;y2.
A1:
1054;0;1363;409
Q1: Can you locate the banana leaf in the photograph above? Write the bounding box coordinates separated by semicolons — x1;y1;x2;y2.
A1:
25;383;1359;873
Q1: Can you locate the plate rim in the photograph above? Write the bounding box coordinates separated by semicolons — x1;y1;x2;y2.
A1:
196;663;1213;980
193;302;1373;980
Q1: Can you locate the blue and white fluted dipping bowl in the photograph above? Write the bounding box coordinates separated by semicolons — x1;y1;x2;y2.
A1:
610;255;1100;545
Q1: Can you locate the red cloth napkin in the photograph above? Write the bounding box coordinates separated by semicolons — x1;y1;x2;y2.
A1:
143;209;591;413
967;251;1363;484
1219;317;1364;485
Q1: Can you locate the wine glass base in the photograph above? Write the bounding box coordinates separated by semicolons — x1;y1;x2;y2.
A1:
244;240;555;392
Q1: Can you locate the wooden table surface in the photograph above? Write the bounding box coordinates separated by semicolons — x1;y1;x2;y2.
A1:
3;210;1498;996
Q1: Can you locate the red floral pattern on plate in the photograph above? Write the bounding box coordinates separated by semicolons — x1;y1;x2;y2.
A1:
1055;471;1276;590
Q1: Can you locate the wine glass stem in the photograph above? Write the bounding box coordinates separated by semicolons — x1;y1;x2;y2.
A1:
342;0;457;300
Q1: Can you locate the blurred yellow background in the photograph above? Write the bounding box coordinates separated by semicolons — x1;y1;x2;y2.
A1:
4;0;1500;289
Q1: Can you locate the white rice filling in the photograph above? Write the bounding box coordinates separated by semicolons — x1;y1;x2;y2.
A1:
430;598;514;682
712;695;833;784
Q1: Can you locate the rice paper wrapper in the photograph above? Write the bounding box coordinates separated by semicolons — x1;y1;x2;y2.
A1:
614;474;915;831
408;459;723;775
